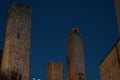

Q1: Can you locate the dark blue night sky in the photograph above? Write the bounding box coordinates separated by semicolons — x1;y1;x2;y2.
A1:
0;0;119;80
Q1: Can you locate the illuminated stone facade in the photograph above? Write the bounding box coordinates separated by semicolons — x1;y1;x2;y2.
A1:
46;62;62;80
66;27;86;80
1;3;31;80
114;0;120;33
100;39;120;80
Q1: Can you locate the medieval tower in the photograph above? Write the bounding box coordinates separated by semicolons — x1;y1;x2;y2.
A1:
66;27;86;80
1;3;31;80
46;62;62;80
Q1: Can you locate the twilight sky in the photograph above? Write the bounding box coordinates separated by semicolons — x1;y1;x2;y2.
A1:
0;0;119;80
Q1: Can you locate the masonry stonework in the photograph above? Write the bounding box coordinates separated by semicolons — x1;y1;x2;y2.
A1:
100;39;120;80
46;62;62;80
114;0;120;33
1;3;31;80
66;27;86;80
0;51;2;73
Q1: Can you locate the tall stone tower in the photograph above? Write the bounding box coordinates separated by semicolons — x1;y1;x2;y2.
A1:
66;27;86;80
1;3;31;80
46;62;62;80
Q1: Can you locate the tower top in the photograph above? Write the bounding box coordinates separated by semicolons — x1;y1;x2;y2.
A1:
7;2;31;21
11;2;29;8
47;62;62;65
68;26;80;35
8;2;31;14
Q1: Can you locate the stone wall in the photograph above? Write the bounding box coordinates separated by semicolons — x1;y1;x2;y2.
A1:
100;39;120;80
114;0;120;33
46;62;62;80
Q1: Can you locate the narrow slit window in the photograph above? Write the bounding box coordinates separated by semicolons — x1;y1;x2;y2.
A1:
17;33;20;39
79;77;82;80
18;73;22;80
78;73;83;80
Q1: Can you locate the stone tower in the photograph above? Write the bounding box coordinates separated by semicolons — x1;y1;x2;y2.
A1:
46;62;62;80
1;3;31;80
66;27;86;80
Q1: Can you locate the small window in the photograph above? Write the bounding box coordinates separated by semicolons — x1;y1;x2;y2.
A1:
11;71;18;80
17;33;20;39
17;73;22;80
78;73;84;80
74;30;78;34
79;76;82;80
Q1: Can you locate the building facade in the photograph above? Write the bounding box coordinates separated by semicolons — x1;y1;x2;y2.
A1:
1;3;31;80
66;27;86;80
114;0;120;33
99;39;120;80
0;51;2;73
46;62;62;80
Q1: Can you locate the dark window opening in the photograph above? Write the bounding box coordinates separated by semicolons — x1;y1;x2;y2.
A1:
11;72;22;80
79;76;82;80
17;33;20;39
27;11;31;16
74;30;78;34
17;73;22;80
66;56;70;65
10;71;18;80
78;73;84;80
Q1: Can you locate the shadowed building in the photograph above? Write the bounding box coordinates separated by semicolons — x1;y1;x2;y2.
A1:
46;62;62;80
1;3;31;80
66;27;86;80
99;39;120;80
0;51;2;72
114;0;120;33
